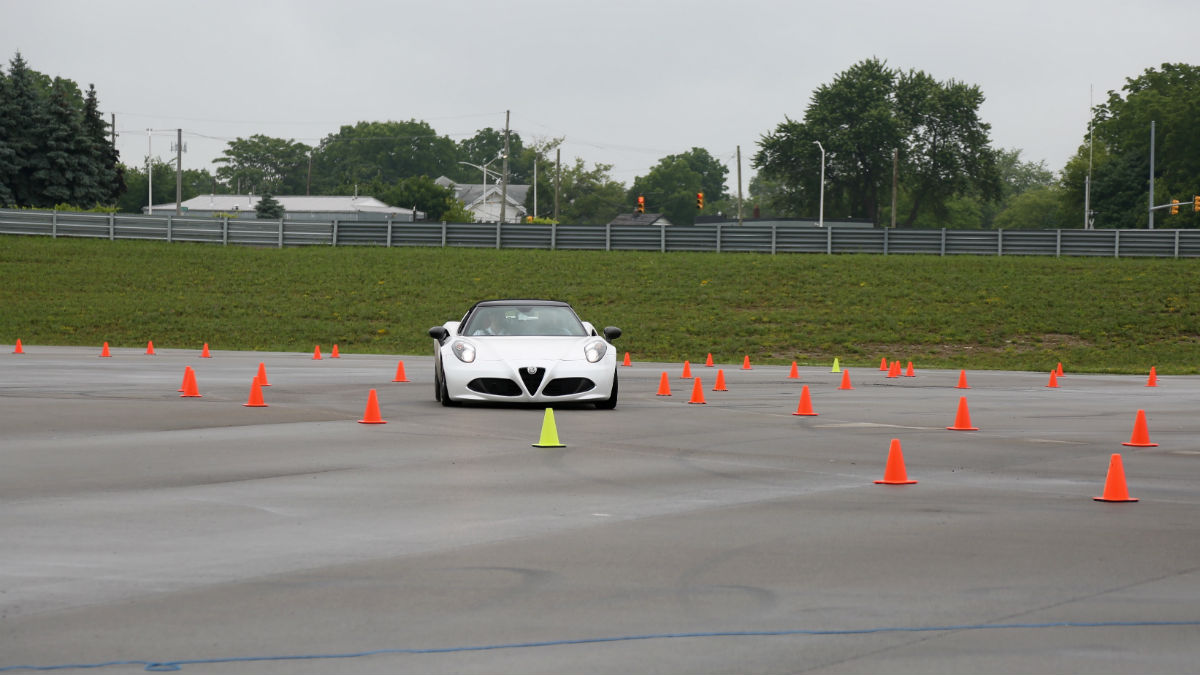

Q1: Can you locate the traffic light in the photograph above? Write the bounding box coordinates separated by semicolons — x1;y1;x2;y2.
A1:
1194;195;1200;213
1171;199;1180;215
636;195;645;213
696;192;704;210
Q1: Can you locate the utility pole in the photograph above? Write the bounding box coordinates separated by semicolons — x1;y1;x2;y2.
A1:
146;129;152;214
306;152;313;196
554;148;560;223
533;151;538;221
736;145;743;226
1084;85;1094;229
175;128;183;216
1148;120;1156;230
499;110;510;224
110;113;117;148
891;148;898;228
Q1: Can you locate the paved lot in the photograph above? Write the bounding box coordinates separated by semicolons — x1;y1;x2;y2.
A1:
2;345;1198;674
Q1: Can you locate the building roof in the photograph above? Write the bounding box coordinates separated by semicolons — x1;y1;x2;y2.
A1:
608;212;673;226
148;194;414;216
436;176;529;210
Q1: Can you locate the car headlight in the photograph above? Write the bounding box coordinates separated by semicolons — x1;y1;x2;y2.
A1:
451;339;476;363
584;339;607;363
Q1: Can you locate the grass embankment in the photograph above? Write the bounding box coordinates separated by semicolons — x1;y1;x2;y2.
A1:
1;236;1198;373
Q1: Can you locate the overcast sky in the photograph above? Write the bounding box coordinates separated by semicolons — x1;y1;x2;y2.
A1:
3;0;1197;193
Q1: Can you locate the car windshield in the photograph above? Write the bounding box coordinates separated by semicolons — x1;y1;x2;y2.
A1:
463;306;587;337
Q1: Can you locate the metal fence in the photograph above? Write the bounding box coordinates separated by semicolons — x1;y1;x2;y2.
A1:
2;209;1200;258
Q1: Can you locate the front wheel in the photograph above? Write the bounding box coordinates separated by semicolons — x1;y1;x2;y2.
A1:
439;364;458;407
595;372;618;410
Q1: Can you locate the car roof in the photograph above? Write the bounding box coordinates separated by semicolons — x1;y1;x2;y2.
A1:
469;299;571;309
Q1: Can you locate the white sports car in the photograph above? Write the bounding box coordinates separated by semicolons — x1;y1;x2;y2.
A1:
428;299;622;409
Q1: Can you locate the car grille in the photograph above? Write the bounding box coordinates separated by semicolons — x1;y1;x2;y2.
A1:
542;378;596;396
467;378;522;396
519;367;546;395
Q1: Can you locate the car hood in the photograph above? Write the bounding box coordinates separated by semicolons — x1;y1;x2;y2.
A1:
468;336;599;362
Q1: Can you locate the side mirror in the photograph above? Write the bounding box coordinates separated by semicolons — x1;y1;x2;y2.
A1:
428;326;449;343
603;326;622;341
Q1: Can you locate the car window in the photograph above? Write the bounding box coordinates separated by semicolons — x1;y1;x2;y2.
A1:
463;306;586;337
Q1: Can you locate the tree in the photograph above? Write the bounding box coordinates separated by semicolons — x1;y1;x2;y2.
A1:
81;84;125;206
2;52;45;206
310;119;458;193
117;162;216;213
755;58;1000;227
454;127;531;184
554;159;627;225
992;187;1066;229
254;193;284;219
214;134;311;195
363;175;466;222
0;52;126;209
30;77;95;207
1063;63;1200;228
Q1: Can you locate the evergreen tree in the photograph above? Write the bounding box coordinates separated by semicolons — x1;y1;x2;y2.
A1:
30;77;95;206
0;65;15;205
82;84;125;205
3;52;42;206
254;193;284;219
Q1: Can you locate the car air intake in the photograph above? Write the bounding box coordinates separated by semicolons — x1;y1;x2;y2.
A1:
519;367;546;395
467;378;522;396
542;378;596;396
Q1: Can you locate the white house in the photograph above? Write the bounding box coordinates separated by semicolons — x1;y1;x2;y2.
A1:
144;195;422;221
435;176;528;223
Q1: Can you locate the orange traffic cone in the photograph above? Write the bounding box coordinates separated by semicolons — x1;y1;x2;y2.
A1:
1094;453;1138;502
313;345;322;360
792;385;817;416
1056;362;1064;377
741;355;752;370
681;360;692;379
1146;366;1158;388
100;342;111;357
788;361;799;379
887;361;901;378
145;340;156;355
331;343;340;358
875;439;917;485
178;366;189;392
13;339;24;354
687;377;706;404
904;361;915;377
256;362;271;386
392;360;409;382
947;396;979;430
955;370;970;389
1046;370;1059;388
879;357;888;371
656;372;672;396
1122;409;1157;447
713;369;728;391
180;367;201;398
200;343;211;358
358;389;386;424
705;353;714;367
621;352;631;367
243;378;268;407
838;370;854;390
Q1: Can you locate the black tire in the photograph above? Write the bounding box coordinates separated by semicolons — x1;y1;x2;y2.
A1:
439;365;458;407
595;371;618;410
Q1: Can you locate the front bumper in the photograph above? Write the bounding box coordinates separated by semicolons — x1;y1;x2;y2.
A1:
443;356;616;403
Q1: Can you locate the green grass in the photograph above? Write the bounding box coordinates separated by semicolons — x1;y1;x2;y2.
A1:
2;235;1199;373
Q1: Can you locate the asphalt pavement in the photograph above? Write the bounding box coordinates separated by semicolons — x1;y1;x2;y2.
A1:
2;345;1198;674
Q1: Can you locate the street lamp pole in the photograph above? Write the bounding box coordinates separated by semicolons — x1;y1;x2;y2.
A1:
813;141;825;228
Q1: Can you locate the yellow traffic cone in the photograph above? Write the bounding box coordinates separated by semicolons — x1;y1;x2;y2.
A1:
533;408;565;448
